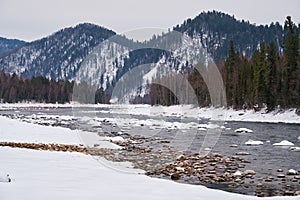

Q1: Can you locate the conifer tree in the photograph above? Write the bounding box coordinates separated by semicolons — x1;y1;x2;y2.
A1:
284;16;300;107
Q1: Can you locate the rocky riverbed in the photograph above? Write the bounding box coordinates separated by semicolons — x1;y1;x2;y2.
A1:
1;107;299;197
88;135;300;197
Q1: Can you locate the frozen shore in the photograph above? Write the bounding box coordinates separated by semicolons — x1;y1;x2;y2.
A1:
1;103;299;124
0;115;298;200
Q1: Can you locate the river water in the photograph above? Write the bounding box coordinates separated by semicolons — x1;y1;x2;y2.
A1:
1;105;299;196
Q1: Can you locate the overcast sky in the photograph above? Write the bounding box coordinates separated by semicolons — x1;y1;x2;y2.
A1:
0;0;299;41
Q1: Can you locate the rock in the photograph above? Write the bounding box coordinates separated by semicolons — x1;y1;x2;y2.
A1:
234;178;242;182
238;164;245;168
277;169;283;172
256;182;263;187
256;192;265;197
110;136;125;142
230;144;238;148
171;173;181;180
294;175;300;179
175;167;185;172
236;152;251;156
176;154;185;161
277;173;285;178
199;160;206;165
287;169;297;175
290;147;300;152
265;177;273;182
0;174;11;183
177;162;184;167
233;170;243;177
295;191;300;196
183;160;190;166
234;128;253;133
244;170;256;176
207;170;216;174
283;190;295;196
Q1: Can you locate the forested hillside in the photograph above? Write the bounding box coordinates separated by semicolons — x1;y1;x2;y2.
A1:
0;12;298;110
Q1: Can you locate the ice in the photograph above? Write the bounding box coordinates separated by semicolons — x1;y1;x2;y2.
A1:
234;128;253;133
273;140;295;146
1;103;299;124
245;140;263;145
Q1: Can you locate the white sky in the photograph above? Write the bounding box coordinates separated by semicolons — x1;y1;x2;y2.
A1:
0;0;299;41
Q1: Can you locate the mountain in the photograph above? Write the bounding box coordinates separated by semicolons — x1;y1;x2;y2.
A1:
0;23;115;80
0;37;26;57
174;11;285;60
0;11;298;93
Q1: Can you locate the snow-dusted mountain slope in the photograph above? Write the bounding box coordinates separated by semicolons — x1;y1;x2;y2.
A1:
0;23;115;80
0;11;293;94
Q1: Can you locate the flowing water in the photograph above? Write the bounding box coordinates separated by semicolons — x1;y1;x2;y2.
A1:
1;105;299;196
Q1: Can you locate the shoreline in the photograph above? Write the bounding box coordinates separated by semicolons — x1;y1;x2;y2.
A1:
0;114;299;198
0;103;299;124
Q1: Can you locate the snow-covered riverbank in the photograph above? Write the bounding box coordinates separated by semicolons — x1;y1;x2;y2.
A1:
0;115;298;200
1;103;299;124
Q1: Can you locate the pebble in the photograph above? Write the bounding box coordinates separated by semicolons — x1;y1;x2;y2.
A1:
234;178;242;182
283;190;295;196
236;152;251;156
277;173;285;178
234;171;243;177
177;154;185;161
257;192;265;197
244;170;256;176
265;177;273;182
287;169;297;175
175;167;185;172
256;182;263;187
171;173;181;180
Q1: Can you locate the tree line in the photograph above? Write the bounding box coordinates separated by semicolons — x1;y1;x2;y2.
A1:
0;72;73;103
222;16;299;111
148;16;299;111
0;17;298;111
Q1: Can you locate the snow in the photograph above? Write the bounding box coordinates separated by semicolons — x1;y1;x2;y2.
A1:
273;140;295;146
0;147;273;200
0;112;299;199
287;169;297;175
108;136;125;142
234;128;253;133
0;116;81;145
0;174;11;183
1;103;299;124
74;104;300;124
245;140;263;146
